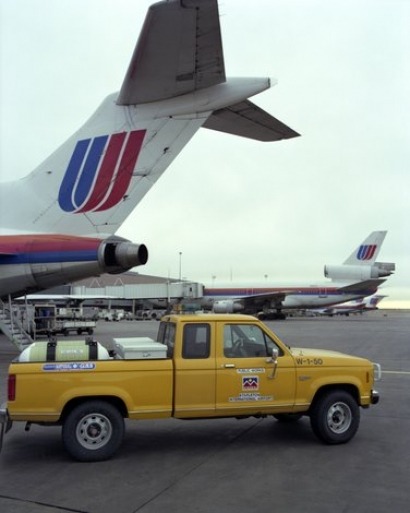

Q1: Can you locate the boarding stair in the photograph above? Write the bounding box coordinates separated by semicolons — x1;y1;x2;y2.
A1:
0;298;34;351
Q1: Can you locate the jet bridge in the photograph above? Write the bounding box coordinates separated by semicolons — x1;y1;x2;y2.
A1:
71;281;204;304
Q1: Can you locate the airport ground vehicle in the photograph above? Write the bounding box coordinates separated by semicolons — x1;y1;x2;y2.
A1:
99;309;125;322
0;314;380;462
8;303;97;338
135;309;166;321
54;320;96;336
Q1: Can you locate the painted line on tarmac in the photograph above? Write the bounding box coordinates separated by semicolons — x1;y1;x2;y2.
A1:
382;370;410;375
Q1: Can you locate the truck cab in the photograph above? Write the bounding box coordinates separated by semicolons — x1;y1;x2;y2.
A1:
157;314;296;418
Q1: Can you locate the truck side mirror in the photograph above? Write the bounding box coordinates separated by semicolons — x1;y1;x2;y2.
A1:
267;347;279;380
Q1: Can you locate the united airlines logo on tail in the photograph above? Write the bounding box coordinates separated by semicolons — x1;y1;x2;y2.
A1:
356;244;377;261
58;130;146;213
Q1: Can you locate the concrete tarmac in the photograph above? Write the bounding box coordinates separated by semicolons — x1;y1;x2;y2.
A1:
0;310;409;513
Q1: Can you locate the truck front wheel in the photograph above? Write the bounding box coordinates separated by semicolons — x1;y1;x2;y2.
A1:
310;390;360;444
62;401;124;462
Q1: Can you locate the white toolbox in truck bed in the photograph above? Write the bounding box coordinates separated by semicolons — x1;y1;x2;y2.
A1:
113;337;167;359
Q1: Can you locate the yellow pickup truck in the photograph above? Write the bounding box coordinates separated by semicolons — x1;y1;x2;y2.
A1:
0;313;381;461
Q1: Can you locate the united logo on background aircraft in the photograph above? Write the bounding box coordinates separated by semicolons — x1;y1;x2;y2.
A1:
356;244;377;261
58;130;146;213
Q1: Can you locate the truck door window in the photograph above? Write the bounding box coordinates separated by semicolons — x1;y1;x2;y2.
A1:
157;321;176;358
182;324;210;359
223;324;281;358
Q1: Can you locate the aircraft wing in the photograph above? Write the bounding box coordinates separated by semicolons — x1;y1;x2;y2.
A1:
338;279;386;293
203;100;300;141
117;0;224;105
238;290;292;308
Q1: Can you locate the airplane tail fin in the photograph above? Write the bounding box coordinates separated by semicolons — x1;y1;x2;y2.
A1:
343;231;387;265
1;0;299;238
0;95;208;237
324;231;395;282
365;295;387;308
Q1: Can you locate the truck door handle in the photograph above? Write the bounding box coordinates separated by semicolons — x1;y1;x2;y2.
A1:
224;363;236;368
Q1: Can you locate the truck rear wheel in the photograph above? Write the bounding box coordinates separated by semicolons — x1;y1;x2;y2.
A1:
62;400;124;462
310;390;360;444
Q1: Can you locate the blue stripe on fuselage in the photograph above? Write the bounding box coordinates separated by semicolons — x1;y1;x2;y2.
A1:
0;250;98;265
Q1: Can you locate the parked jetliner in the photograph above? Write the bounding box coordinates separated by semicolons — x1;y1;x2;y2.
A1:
201;231;395;319
0;0;299;300
310;295;387;317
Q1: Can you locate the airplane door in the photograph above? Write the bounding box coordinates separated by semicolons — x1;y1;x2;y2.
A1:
215;321;296;415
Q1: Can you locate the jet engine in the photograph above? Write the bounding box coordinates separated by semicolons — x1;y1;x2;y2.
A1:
98;236;148;273
324;262;395;281
1;234;148;299
212;300;243;313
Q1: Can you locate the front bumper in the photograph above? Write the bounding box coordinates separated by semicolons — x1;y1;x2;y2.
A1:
0;404;12;454
371;390;380;405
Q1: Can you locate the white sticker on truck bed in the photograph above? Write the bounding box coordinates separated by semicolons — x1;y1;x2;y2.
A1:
42;362;96;371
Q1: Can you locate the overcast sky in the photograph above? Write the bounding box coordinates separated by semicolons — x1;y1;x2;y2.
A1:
1;0;409;307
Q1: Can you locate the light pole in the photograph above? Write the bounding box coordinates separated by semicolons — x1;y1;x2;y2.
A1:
179;252;182;281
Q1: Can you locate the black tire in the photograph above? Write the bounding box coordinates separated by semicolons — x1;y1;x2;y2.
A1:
310;390;360;444
62;400;124;462
273;413;303;423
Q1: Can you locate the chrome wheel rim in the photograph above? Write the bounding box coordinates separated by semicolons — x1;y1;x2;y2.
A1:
76;413;112;450
327;402;352;434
